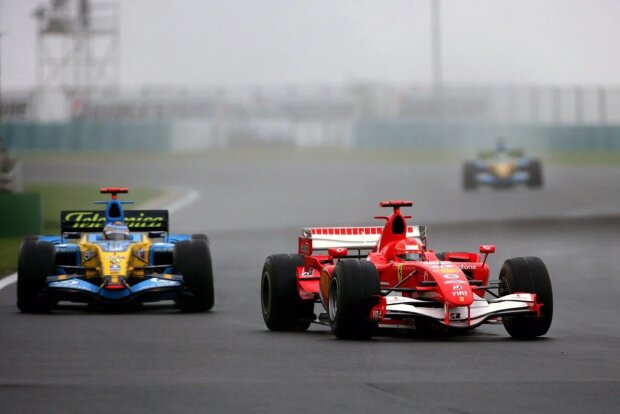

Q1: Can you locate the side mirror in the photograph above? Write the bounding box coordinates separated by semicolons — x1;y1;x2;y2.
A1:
479;244;495;266
64;232;82;240
479;245;496;254
148;231;166;239
328;247;348;258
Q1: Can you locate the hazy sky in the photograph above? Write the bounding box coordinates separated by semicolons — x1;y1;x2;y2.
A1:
2;0;620;90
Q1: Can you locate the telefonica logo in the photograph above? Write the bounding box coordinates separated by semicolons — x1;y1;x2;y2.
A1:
63;212;106;228
63;211;165;229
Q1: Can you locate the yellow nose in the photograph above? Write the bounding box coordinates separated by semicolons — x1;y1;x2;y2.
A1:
492;163;514;178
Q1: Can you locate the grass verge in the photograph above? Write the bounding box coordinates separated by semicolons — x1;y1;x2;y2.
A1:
0;184;160;278
541;150;620;166
0;237;22;277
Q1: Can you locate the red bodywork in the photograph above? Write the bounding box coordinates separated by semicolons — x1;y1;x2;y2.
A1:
295;200;495;327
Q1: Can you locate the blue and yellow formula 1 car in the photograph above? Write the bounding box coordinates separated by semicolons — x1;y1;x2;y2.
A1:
463;145;543;190
17;187;214;313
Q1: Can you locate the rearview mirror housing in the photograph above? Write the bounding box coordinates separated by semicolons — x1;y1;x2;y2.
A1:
328;247;348;258
148;231;166;239
480;244;496;254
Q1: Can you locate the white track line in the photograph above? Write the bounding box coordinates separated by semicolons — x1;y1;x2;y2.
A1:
0;273;17;290
0;188;201;291
166;189;200;215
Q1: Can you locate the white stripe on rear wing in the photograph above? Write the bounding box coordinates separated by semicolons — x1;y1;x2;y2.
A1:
302;226;427;251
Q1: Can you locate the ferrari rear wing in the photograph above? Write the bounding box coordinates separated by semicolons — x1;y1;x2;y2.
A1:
299;225;427;255
61;210;169;233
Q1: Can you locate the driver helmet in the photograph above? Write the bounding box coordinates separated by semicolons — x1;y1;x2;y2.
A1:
103;221;131;241
394;239;423;261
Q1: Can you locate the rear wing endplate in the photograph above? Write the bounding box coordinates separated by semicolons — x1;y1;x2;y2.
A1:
299;225;427;255
61;210;169;233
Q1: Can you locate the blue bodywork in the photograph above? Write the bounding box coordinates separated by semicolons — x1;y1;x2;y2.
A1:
47;276;182;301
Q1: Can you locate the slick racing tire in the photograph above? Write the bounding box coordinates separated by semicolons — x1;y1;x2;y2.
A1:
174;239;215;312
329;260;380;340
499;257;553;338
191;233;210;245
527;160;543;188
17;239;55;313
261;254;314;331
463;162;477;191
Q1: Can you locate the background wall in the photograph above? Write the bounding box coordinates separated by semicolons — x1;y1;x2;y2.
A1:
2;120;619;152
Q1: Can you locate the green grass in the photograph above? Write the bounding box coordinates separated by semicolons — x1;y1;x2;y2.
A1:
0;237;22;277
0;184;161;277
541;150;620;166
15;147;464;165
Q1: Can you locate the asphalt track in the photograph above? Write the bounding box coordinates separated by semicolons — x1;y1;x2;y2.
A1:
1;154;620;413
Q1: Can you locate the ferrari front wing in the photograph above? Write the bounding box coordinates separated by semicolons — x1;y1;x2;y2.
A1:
371;293;542;329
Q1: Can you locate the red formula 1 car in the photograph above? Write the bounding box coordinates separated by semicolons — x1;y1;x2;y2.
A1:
260;200;553;339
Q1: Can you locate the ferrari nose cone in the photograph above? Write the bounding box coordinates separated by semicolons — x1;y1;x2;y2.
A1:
432;267;475;306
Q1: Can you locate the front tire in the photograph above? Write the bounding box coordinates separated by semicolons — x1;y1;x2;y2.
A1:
527;160;543;188
329;260;380;340
191;233;210;244
17;239;55;313
261;254;314;331
174;239;215;312
463;162;477;191
499;257;553;338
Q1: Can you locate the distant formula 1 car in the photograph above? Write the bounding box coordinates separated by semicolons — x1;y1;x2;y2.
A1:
463;145;543;190
17;187;214;313
260;200;552;339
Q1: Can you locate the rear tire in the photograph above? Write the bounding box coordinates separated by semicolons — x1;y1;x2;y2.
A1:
261;254;314;331
329;260;380;340
463;162;477;191
17;239;55;313
499;257;553;338
174;239;215;312
527;160;543;188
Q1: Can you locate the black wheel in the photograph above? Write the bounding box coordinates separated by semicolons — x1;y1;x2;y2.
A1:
191;234;210;244
499;257;553;338
261;254;314;331
17;239;55;313
174;239;215;312
527;160;543;188
463;162;477;191
329;260;380;340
